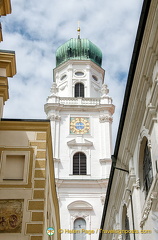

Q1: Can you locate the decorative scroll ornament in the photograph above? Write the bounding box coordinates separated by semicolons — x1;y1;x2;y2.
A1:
99;115;113;123
147;139;152;149
140;195;153;228
72;212;88;219
135;178;141;189
101;84;109;97
49;115;61;121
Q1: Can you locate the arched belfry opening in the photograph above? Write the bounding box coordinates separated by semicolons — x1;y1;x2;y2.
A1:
75;83;84;98
73;152;86;175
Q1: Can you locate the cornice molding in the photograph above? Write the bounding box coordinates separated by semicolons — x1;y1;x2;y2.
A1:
0;0;11;16
67;200;93;210
0;77;9;101
99;158;111;164
0;51;16;77
0;120;51;132
67;138;93;148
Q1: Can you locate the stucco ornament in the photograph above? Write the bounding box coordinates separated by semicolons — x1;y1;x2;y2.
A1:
0;199;23;233
49;115;61;121
135;178;141;189
140;195;152;228
50;82;58;96
118;235;123;240
99;115;113;123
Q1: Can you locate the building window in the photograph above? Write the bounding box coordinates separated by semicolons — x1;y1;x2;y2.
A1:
122;205;130;240
0;150;30;184
125;215;130;240
73;152;86;175
143;141;153;197
74;218;86;240
75;83;84;98
4;155;25;180
75;71;84;77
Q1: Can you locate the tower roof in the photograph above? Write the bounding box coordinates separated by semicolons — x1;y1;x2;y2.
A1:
56;38;102;67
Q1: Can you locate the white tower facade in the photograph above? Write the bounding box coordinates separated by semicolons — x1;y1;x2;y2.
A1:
45;37;115;240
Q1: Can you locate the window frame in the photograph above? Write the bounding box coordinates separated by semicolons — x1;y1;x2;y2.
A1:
122;205;130;240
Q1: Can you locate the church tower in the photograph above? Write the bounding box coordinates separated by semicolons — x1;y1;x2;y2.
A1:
45;32;115;239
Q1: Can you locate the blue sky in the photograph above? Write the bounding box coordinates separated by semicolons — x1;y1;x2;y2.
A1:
1;0;143;147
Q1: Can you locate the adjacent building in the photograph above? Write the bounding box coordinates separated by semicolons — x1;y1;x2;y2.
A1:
0;1;60;240
99;0;158;240
0;0;12;42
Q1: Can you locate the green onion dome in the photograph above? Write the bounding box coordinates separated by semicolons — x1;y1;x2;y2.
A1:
56;38;102;67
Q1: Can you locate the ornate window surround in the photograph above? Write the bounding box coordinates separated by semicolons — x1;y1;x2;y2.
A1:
68;200;92;240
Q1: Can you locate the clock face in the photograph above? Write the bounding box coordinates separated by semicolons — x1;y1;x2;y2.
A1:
70;117;90;134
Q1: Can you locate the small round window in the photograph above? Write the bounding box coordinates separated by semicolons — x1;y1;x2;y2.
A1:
60;74;67;81
92;75;98;81
75;71;84;77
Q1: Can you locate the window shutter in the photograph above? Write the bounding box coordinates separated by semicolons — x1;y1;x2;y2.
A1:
73;152;86;175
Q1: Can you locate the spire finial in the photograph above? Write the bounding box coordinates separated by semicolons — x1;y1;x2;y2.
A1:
77;21;80;39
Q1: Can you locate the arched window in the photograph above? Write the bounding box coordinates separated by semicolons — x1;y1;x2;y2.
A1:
74;218;86;240
73;152;86;175
143;141;153;197
75;83;84;98
122;205;130;240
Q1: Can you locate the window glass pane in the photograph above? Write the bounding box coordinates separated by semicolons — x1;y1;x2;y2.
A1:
80;84;84;97
73;156;79;175
125;215;130;240
143;142;153;197
92;75;98;81
75;83;84;98
75;71;84;76
74;218;86;240
80;154;86;175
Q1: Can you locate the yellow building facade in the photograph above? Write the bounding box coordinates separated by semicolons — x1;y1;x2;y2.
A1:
0;1;60;240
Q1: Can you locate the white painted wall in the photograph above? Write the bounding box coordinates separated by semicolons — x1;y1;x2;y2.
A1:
45;58;114;240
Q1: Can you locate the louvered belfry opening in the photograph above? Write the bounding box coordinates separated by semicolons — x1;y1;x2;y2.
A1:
73;152;86;175
75;83;84;98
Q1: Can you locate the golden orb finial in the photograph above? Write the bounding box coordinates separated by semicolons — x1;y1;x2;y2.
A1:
77;21;81;39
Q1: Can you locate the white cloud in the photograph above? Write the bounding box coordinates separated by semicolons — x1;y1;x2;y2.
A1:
1;0;143;147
